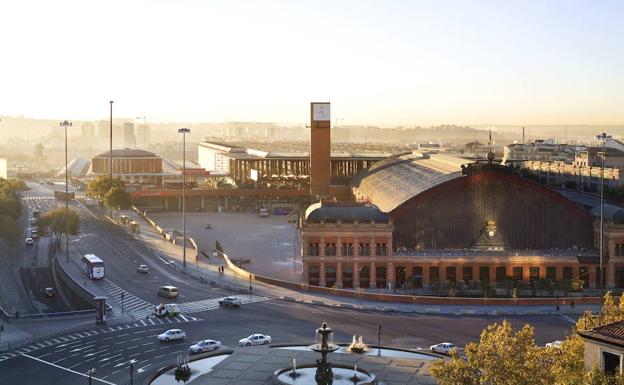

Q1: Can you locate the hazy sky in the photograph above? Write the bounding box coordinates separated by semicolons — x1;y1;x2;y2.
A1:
1;0;622;126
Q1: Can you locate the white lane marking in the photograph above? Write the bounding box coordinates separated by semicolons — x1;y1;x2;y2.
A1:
137;364;152;373
561;315;577;324
99;353;123;362
22;354;117;385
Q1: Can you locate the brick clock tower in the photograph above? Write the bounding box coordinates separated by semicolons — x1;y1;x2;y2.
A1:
310;102;331;197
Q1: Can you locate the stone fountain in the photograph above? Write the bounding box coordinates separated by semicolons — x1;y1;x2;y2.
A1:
348;335;367;354
273;322;375;385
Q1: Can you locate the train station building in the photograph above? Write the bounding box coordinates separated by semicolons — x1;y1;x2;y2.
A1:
301;151;624;290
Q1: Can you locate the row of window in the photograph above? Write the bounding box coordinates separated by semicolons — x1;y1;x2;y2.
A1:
308;265;386;288
307;243;387;257
308;264;601;286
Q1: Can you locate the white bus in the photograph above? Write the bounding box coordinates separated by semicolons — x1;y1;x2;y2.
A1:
81;254;105;280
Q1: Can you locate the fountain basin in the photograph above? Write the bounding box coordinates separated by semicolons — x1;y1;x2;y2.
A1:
274;345;439;360
150;353;230;385
274;363;375;385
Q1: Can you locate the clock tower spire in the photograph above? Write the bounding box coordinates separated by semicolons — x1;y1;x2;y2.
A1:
310;102;331;197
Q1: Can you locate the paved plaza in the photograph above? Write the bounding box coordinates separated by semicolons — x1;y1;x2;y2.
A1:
149;212;301;281
150;346;438;385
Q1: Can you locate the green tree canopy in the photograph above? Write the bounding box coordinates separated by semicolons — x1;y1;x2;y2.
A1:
0;177;26;220
37;207;80;241
432;292;624;385
0;214;20;246
103;186;132;210
86;176;125;199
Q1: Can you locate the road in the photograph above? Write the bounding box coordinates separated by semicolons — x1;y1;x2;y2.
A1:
0;299;575;385
0;180;578;384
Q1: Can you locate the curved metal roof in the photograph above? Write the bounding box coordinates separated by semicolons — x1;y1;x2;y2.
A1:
305;202;390;223
95;148;158;158
351;152;467;212
590;204;624;224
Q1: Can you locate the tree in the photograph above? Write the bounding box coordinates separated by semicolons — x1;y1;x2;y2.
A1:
434;292;624;385
431;320;554;385
86;176;125;199
0;214;19;246
37;208;80;243
103;186;132;210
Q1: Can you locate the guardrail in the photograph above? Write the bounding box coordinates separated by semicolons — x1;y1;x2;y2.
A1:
53;255;112;314
131;205;199;260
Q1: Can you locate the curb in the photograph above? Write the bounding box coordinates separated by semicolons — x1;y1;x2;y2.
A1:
275;295;595;316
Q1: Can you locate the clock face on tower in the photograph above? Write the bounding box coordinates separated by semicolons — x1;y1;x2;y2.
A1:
312;103;330;121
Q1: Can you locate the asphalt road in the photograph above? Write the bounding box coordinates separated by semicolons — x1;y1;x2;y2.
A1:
0;299;575;385
0;181;578;384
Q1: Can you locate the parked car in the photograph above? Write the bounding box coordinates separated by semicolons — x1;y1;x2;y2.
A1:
239;334;271;347
157;285;179;298
25;237;34;246
546;340;563;348
188;339;222;354
430;342;456;355
43;287;55;297
219;296;242;308
137;264;149;273
157;329;186;342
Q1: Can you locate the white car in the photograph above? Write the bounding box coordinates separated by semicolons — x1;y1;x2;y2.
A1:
157;329;186;342
137;264;149;273
546;340;563;348
239;334;272;347
430;342;456;355
188;339;222;354
25;237;34;246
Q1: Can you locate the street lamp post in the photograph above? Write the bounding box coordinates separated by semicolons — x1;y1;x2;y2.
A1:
60;120;72;262
596;132;612;292
109;101;114;217
178;128;191;269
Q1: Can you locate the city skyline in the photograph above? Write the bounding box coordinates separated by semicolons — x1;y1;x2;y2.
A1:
0;0;622;126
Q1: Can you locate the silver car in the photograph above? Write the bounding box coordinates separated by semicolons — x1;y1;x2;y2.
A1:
188;339;221;354
239;334;271;347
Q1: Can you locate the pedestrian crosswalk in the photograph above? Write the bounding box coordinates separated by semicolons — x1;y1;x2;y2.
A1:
22;194;55;200
0;315;202;362
99;279;155;315
130;294;271;318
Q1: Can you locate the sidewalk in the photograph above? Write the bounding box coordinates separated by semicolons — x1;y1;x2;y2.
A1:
120;209;599;317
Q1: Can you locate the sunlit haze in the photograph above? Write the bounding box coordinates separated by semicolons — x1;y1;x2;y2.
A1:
1;0;623;125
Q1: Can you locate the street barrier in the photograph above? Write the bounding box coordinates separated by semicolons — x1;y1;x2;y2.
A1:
131;205;199;261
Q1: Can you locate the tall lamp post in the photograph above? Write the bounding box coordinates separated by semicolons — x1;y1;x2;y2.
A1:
596;132;612;291
109;101;114;216
60;120;72;262
178;128;191;269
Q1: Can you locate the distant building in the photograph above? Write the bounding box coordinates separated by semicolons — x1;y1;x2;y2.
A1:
97;120;109;140
197;140;388;192
504;140;577;163
136;124;150;147
81;122;95;139
301;151;624;291
90;148;163;186
56;158;90;178
575;147;624;169
123;122;136;148
463;141;486;154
